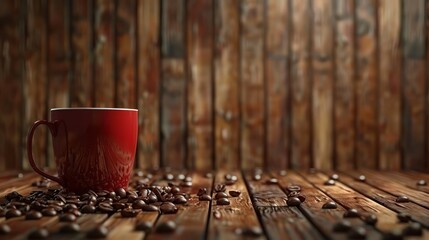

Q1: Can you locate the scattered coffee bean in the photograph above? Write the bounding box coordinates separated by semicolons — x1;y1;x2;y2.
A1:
98;202;114;213
121;208;139;218
0;224;11;235
87;226;109;238
332;220;352;232
343;208;359;218
215;192;228;200
115;188;127;198
141;204;159;212
229;190;241;197
156;221;176;233
279;170;287;176
112;202;127;210
395;195;410;203
160;202;178;214
296;194;306;203
348;226;367;239
5;191;21;201
70;209;82;217
213;210;221;219
235;226;263;237
5;209;22;219
26;210;43;220
170;186;180;194
286;185;301;193
217;198;230;206
199;194;212;201
60;223;81;233
63;204;78;212
135;220;153;232
214;184;226;193
132;199;146;209
164;173;174;181
81;205;96;213
266;178;278;184
180;181;192;188
287;197;301;206
397;212;411;223
173;195;187;204
253;174;262;181
403;222;423;236
416;179;427;186
357;175;366;182
330;173;340;180
197;188;207;196
28;228;49;239
383;229;403;240
324;179;336;186
364;214;378;225
59;213;76;222
224;174;238;182
322;201;337;209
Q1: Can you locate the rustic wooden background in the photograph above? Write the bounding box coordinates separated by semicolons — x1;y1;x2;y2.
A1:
0;0;427;172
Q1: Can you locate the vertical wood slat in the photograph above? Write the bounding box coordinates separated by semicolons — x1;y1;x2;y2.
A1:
137;0;160;169
312;0;334;170
240;0;265;170
94;0;114;107
355;0;378;169
290;0;311;169
186;0;213;171
116;0;136;109
334;0;355;170
0;0;24;170
70;0;93;107
378;0;401;170
402;0;426;170
214;0;240;170
265;0;289;170
22;0;47;169
161;0;187;169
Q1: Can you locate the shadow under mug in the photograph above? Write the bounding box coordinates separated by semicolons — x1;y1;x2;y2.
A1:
27;108;138;193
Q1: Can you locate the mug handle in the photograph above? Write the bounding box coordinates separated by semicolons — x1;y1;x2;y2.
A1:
27;120;63;185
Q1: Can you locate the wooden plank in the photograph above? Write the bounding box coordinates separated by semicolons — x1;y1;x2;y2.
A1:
402;0;426;170
0;0;24;171
312;0;334;170
378;0;401;170
94;0;115;107
243;170;287;207
213;0;240;170
186;0;214;171
22;0;48;170
334;0;355;170
240;0;265;169
117;0;136;109
46;0;71;167
265;0;289;170
161;0;186;169
290;0;311;169
356;0;378;169
378;171;429;194
4;215;58;239
207;170;263;240
136;0;160;169
70;0;93;107
46;214;108;240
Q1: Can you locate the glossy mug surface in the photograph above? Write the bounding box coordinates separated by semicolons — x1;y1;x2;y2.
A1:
27;108;138;193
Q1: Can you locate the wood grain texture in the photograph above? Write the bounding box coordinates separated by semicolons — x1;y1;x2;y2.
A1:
23;0;47;170
161;0;186;170
0;0;23;171
240;0;265;169
265;0;289;170
70;0;93;107
290;0;311;169
186;0;213;171
214;0;240;170
137;0;160;169
402;0;426;170
94;0;115;107
116;0;136;109
378;0;401;170
243;171;287;207
312;0;334;170
334;0;355;170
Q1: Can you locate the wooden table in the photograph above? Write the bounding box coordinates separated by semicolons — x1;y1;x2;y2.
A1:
1;169;429;239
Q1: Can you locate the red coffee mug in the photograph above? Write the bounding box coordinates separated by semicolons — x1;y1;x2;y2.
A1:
27;108;138;193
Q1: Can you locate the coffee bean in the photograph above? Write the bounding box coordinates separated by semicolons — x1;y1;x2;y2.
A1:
63;204;78;212
112;202;127;210
160;202;178;214
357;175;366;182
383;229;403;240
173;195;187;204
235;226;263;237
215;192;228;200
81;205;96;213
87;226;109;238
180;181;192;188
324;179;336;186
164;173;174;181
397;212;411;223
364;214;378;225
321;201;337;209
5;191;22;201
146;194;158;203
26;210;43;220
199;194;212;201
332;220;352;232
348;226;367;239
217;198;230;206
279;170;287;176
296;194;306;203
205;172;213;178
28;228;49;239
213;210;221;219
266;178;278;184
132;199;146;209
141;204;159;212
343;208;359;218
5;209;22;219
70;209;82;217
59;213;76;222
224;180;236;185
59;223;80;233
287;185;301;193
98;202;115;213
229;190;241;197
197;188;207;196
416;179;427;186
135;220;152;232
395;195;410;203
121;208;139;218
156;221;176;233
287;197;301;206
115;188;127;198
170;186;180;194
330;173;340;180
403;222;423;236
214;184;226;193
0;224;11;235
41;207;57;216
253;174;262;181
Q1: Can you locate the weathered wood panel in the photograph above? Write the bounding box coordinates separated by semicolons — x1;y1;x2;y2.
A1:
356;0;378;169
214;0;240;170
136;0;160;169
402;0;426;170
265;0;289;170
240;0;265;169
334;0;355;170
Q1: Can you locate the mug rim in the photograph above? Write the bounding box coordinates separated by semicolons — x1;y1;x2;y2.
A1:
51;108;138;111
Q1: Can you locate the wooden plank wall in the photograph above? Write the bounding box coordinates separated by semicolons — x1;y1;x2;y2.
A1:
0;0;428;172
